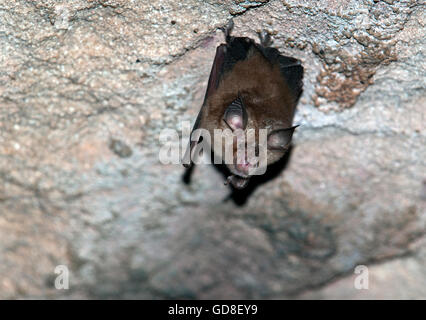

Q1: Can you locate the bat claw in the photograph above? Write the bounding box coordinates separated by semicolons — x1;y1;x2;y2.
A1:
258;30;273;47
221;19;234;43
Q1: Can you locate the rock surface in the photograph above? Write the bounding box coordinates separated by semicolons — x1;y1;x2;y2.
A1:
0;0;425;299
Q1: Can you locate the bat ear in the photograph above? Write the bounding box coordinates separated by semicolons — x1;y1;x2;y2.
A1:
267;125;299;150
223;96;248;131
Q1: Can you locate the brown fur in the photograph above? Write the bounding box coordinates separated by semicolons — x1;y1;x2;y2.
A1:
199;46;297;170
202;48;295;131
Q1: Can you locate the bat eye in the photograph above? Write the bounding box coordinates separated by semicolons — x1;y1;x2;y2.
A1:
223;97;247;131
267;125;299;150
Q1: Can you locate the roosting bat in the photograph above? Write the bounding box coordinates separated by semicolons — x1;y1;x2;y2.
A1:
183;20;303;189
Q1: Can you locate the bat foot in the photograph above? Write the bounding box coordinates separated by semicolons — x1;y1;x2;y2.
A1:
258;30;273;47
221;19;234;43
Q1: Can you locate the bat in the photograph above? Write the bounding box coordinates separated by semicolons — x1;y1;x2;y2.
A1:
183;20;303;189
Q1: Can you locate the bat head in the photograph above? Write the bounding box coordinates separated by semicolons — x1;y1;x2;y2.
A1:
214;94;298;189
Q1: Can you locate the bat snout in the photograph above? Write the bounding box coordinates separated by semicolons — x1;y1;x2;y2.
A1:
233;155;260;177
235;160;250;175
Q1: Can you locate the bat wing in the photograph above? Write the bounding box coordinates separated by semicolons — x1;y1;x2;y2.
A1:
277;55;304;102
258;46;304;101
182;44;227;168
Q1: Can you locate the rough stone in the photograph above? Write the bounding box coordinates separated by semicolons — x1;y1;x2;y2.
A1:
0;0;425;299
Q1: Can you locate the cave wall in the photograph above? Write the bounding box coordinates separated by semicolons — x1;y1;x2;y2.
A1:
0;0;425;299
